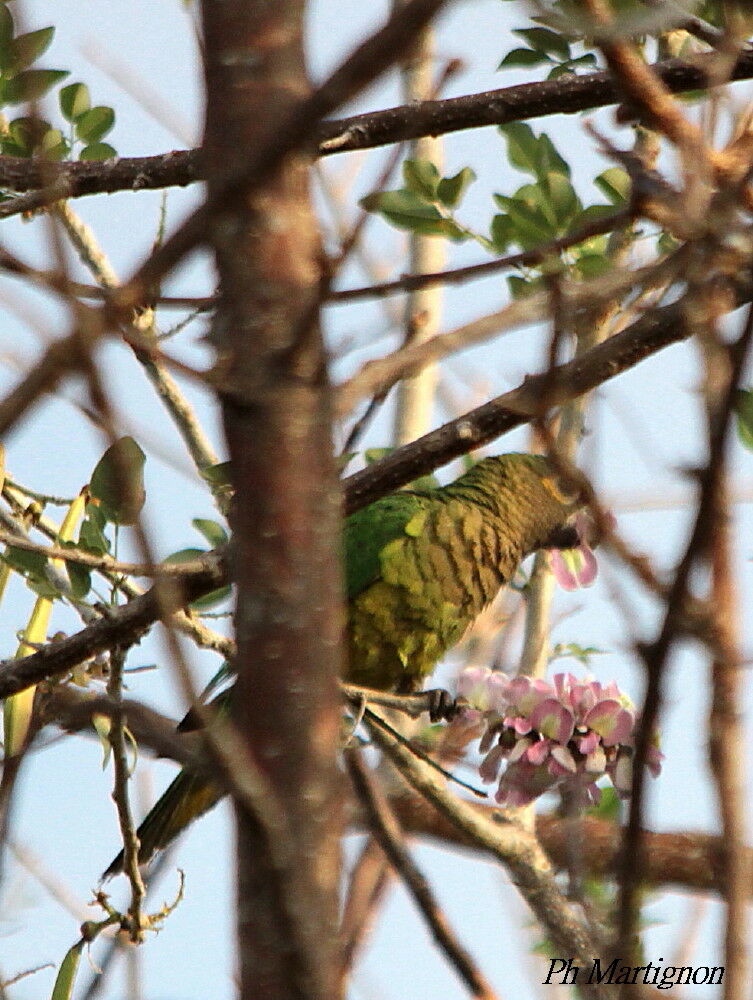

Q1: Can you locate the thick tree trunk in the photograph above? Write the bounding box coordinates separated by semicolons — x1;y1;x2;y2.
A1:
201;2;343;998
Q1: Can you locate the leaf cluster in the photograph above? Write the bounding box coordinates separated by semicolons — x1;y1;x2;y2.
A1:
361;120;631;301
0;2;116;161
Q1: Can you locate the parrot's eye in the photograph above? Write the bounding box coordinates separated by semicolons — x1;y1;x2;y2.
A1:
542;471;581;506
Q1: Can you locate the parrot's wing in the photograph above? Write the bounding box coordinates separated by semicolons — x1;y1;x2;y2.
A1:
344;492;427;600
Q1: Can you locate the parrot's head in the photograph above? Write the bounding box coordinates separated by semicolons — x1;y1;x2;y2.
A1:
485;453;608;589
514;454;612;590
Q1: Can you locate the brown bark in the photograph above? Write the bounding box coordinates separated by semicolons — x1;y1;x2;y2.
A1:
2;46;753;210
200;2;343;998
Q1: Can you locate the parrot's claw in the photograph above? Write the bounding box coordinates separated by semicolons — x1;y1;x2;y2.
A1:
424;688;458;723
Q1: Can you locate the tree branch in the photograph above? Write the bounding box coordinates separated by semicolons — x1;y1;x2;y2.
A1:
341;267;753;514
0;556;225;701
383;790;753;899
0;50;751;210
345;749;498;1000
39;685;753;904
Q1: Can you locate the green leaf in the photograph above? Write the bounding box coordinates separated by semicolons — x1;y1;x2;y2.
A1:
513;27;570;59
52;540;92;599
59;82;90;121
571;203;618;229
79;503;110;555
507;274;544;299
0;140;27;156
50;939;85;1000
490;213;515;253
202;660;234;699
734;388;753;452
92;712;112;767
364;447;393;465
436;166;475;208
201;460;233;490
3;69;68;104
3;545;48;579
75;105;114;143
90;437;146;525
3;546;59;599
513;182;559;229
536;132;570;178
10;26;54;73
657;230;680;256
192;518;228;547
575;253;611;279
498;122;540;176
499;122;569;182
165;548;229;609
165;547;207;564
78;141;116;161
39;126;68;160
6;115;50;154
66;560;91;600
543;171;580;227
360;190;465;240
189;584;232;611
402;158;440;200
547;52;600;80
0;5;14;73
495;193;555;248
498;47;549;70
595;167;631;205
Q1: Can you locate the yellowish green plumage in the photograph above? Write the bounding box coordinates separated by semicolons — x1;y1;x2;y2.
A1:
345;453;579;691
104;453;580;877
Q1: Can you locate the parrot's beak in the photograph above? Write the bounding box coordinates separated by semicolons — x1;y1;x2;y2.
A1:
542;522;580;550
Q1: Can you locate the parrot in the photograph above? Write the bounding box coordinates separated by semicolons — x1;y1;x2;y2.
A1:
103;452;584;877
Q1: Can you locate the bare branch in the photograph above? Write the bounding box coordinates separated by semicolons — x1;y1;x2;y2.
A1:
0;48;752;211
341;264;753;514
345;749;499;1000
0;555;225;700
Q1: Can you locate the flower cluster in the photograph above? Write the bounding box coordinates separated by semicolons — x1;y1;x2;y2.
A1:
456;668;663;809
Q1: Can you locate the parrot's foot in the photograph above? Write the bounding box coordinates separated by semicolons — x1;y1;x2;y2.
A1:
424;688;459;723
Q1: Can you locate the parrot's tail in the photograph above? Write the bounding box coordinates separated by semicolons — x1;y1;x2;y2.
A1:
102;769;224;880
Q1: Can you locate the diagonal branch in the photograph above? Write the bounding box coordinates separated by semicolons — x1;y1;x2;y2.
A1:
342;268;753;514
345;749;499;1000
0;555;225;701
361;707;611;1000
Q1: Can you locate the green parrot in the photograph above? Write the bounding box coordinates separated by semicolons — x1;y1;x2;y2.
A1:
103;452;583;877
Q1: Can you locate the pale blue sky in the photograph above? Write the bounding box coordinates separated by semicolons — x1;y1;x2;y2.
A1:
1;2;752;998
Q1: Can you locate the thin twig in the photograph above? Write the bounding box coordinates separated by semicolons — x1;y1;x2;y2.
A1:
106;644;147;941
617;299;753;966
335;251;686;419
0;45;749;215
345;748;499;1000
338;838;392;986
329;209;632;304
340;254;753;514
0;529;217;577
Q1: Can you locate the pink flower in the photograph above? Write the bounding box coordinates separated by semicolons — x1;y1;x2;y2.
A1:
546;510;616;591
583;700;634;746
548;546;598;590
530;698;574;744
455;666;662;812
